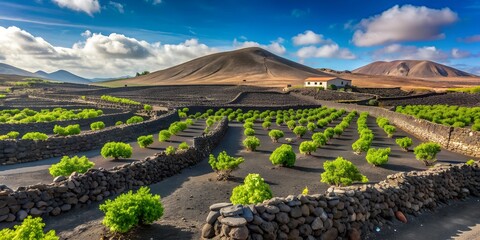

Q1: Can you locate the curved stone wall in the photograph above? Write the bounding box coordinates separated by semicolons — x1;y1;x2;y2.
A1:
202;162;480;240
314;100;480;158
0;111;135;135
0;111;178;165
0;118;228;223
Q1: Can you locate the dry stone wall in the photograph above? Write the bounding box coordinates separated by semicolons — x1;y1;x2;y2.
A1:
306;99;480;158
0;111;135;135
202;162;480;240
0;111;179;165
0;117;228;223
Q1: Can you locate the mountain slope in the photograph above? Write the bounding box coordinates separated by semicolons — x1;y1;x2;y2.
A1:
106;47;331;87
0;63;38;77
35;70;91;84
353;60;475;78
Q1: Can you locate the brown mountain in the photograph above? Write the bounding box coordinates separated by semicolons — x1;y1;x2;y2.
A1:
103;47;331;87
352;60;475;78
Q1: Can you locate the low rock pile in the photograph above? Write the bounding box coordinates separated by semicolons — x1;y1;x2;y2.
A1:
202;162;480;239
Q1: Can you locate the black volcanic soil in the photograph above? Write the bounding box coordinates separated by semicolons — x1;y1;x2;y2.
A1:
352;87;415;97
379;92;480;107
230;92;315;105
49;85;281;107
292;88;375;101
6;115;472;240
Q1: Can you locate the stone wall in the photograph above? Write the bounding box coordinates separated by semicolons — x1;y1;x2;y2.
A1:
0;117;228;223
186;105;322;116
202;162;480;240
0;111;179;165
306;99;480;158
0;111;135;135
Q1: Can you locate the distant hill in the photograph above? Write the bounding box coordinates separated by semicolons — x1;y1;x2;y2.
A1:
103;47;331;87
35;70;91;84
317;68;352;74
90;76;131;82
0;62;91;84
0;63;37;77
353;60;476;78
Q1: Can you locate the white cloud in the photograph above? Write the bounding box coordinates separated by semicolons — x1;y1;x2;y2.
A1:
451;48;472;59
373;44;449;61
373;44;477;62
52;0;100;16
81;30;92;38
145;0;162;5
0;26;217;78
353;5;458;46
109;1;124;13
296;44;356;59
292;30;330;46
233;38;286;55
459;35;480;43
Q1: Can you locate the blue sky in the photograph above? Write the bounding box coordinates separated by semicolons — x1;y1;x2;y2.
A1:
0;0;479;78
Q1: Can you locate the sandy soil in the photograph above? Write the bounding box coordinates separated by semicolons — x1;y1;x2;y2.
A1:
8;115;473;240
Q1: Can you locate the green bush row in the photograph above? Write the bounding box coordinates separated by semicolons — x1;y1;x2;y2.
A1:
396;105;480;131
100;95;140;105
376;117;396;138
53;124;81;136
0;108;103;124
352;112;373;154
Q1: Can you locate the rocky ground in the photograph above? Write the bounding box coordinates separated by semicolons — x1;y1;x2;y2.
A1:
6;114;472;240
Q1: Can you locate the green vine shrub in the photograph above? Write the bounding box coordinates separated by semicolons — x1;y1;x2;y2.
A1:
312;132;327;148
100;187;163;233
53;124;81;136
21;132;48;141
230;173;272;204
243;136;260;151
299;141;317;155
414;142;442;166
244;128;255;136
158;130;171;142
293;126;307;138
366;148;391;166
165;146;176;155
268;129;284;143
208;151;245;180
90;121;105;131
321;157;368;186
270;144;296;167
126;116;144;124
396;137;413;151
101;142;133;160
137;135;154;148
0;216;59;240
49;156;94;177
178;142;189;150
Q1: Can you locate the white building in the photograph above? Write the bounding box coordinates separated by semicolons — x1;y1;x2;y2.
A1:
304;77;352;88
